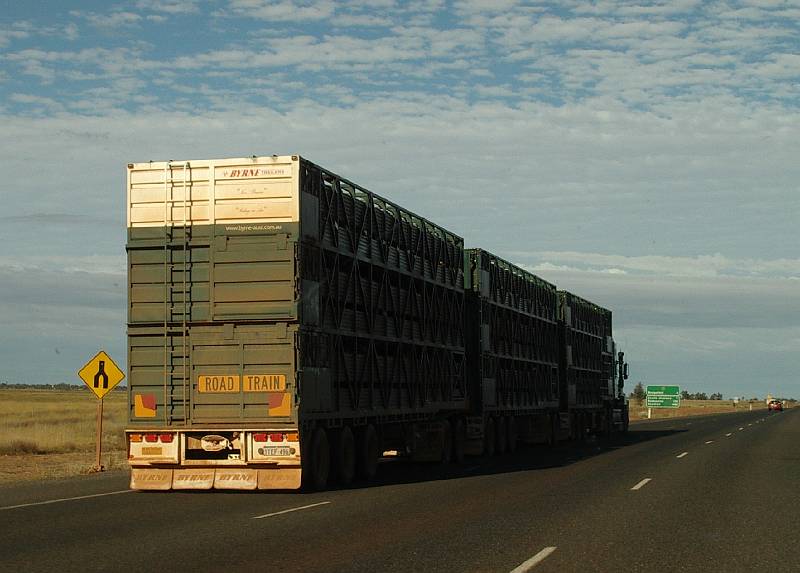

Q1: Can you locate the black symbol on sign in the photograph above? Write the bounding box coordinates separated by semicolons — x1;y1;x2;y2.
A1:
94;361;109;389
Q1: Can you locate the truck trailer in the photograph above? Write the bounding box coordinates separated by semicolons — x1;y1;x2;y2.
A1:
125;155;628;491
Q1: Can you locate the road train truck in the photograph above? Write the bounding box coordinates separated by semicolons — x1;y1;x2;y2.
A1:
125;155;628;491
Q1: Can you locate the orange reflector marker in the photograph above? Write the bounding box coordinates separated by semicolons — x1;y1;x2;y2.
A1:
144;434;158;443
285;432;299;442
252;433;268;442
159;433;174;443
268;433;284;442
129;434;142;442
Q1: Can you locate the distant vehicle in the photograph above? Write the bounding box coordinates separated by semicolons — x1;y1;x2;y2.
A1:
768;400;783;412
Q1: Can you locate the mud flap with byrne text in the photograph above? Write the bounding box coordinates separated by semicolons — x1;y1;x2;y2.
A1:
258;468;302;490
130;468;173;490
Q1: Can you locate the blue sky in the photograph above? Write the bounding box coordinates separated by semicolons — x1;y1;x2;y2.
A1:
1;0;798;399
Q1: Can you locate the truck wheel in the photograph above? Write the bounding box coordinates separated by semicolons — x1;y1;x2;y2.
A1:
549;413;559;446
334;426;356;486
603;411;612;436
507;416;517;453
452;418;466;464
484;418;496;457
577;414;587;442
441;420;453;464
357;424;380;481
496;417;507;455
303;427;330;491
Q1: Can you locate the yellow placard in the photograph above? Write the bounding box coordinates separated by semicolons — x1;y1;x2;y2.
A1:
77;351;125;399
197;375;241;393
243;374;286;392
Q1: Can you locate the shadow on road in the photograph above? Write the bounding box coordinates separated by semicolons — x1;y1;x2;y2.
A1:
328;426;686;492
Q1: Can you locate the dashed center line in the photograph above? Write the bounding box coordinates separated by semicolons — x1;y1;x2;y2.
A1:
748;423;752;426
676;452;688;458
252;501;331;520
510;546;557;572
705;440;714;444
726;433;732;437
739;427;744;431
631;478;652;491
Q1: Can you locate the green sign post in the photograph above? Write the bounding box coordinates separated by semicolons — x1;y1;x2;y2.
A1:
646;385;680;418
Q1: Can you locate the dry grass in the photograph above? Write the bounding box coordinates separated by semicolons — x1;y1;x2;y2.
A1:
0;389;128;484
629;399;769;421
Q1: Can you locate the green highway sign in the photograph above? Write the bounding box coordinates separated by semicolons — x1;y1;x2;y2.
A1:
646;385;681;408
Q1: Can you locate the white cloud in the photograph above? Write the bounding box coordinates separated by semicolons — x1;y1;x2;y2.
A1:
9;93;64;112
135;0;201;14
63;22;80;40
0;24;31;47
225;0;336;21
73;11;143;29
331;13;394;27
524;252;800;279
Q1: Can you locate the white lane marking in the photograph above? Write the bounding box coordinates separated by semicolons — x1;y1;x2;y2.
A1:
0;489;132;511
631;478;652;491
726;433;732;437
705;440;714;444
739;427;744;431
252;501;331;519
748;423;752;426
510;547;558;572
677;452;688;458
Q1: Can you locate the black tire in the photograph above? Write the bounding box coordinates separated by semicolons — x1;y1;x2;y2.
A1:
484;417;496;457
357;424;380;481
549;413;560;446
303;427;330;491
334;426;356;486
496;417;507;455
441;420;453;464
452;418;466;464
507;416;517;453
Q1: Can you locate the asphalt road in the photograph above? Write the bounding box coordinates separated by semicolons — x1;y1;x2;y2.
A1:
1;409;797;573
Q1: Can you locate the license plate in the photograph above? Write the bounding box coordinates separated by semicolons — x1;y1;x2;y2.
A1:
258;446;292;456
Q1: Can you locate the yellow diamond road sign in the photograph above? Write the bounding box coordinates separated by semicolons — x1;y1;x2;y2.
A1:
78;351;125;399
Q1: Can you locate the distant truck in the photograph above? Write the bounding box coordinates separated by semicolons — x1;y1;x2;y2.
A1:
125;155;628;491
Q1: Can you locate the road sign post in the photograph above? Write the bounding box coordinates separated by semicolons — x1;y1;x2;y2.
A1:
78;351;125;472
646;385;681;412
94;399;104;471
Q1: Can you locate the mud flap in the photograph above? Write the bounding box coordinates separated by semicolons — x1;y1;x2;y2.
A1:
257;468;302;490
130;468;173;490
172;469;215;490
215;469;258;490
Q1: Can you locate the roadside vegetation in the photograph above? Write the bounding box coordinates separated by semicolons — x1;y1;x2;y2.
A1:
628;398;772;421
627;382;795;420
0;389;128;484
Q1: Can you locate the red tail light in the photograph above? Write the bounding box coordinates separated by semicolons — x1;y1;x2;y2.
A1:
159;433;174;443
269;433;284;442
144;434;158;443
253;433;268;442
